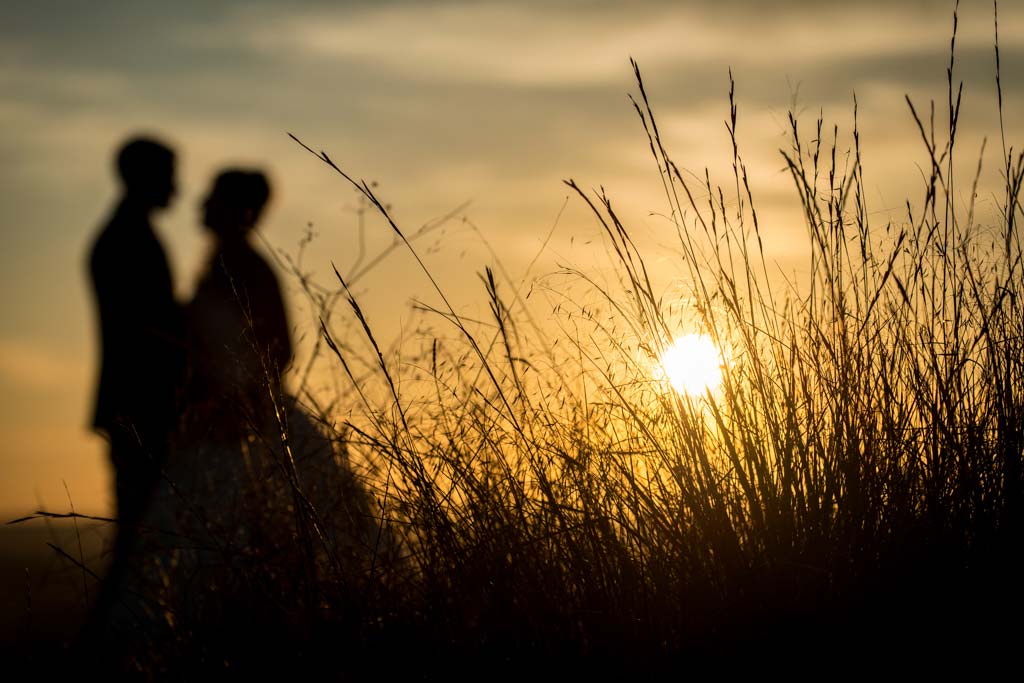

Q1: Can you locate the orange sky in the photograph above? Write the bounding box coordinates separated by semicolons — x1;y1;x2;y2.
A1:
1;0;1022;515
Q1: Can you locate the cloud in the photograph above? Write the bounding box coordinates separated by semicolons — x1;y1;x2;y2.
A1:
207;1;1024;87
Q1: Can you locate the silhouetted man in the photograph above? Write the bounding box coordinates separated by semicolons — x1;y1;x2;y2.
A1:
87;136;184;622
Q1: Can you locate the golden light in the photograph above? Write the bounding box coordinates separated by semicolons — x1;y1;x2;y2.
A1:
659;333;723;396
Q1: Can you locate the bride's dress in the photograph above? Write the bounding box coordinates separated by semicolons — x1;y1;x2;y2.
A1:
107;243;392;644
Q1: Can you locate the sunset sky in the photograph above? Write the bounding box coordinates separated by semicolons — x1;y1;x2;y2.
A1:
2;0;1021;515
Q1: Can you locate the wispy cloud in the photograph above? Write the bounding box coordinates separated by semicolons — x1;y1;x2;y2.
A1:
207;1;1024;87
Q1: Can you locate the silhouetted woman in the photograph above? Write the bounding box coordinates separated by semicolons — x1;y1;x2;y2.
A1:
182;169;385;622
187;169;291;437
168;169;299;569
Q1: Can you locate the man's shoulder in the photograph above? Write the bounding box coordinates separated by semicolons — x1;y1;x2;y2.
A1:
94;210;165;254
92;207;137;245
90;216;172;291
89;221;119;272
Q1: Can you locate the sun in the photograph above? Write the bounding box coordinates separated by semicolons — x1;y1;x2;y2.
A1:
658;333;724;396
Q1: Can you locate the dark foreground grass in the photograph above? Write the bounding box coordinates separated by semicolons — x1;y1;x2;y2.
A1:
12;4;1024;677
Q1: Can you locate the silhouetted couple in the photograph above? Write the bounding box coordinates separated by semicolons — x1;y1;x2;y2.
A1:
86;137;293;634
85;138;385;658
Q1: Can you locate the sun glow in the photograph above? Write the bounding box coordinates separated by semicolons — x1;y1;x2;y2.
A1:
659;333;724;396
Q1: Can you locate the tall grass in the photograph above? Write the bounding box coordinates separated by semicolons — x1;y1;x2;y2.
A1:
273;10;1024;671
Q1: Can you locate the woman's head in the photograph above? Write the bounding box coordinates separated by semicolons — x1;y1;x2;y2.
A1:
202;169;272;240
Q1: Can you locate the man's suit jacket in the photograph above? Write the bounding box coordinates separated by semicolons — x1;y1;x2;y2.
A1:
89;201;184;440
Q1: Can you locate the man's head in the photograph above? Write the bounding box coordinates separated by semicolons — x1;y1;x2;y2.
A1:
202;169;272;241
116;137;176;210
